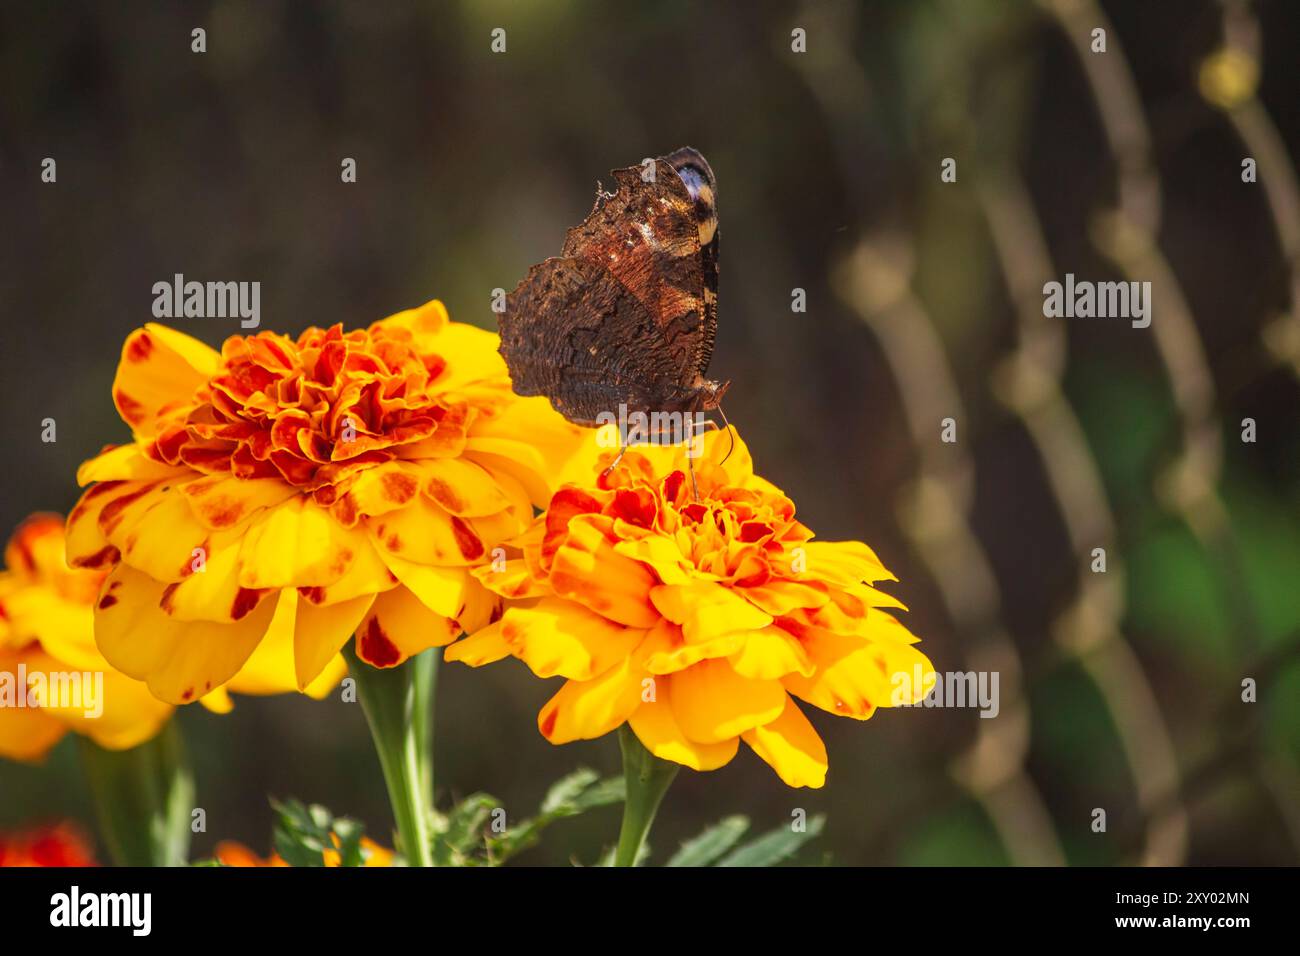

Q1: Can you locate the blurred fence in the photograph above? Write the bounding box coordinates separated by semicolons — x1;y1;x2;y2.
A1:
815;0;1299;864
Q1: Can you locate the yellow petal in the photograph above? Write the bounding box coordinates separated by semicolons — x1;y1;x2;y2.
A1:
112;324;219;437
368;495;487;566
627;687;739;771
419;457;513;517
356;586;458;669
611;534;693;585
296;537;398;607
0;648;68;760
465;449;554;510
180;475;298;532
112;484;210;583
444;619;513;667
0;702;67;762
239;496;365;588
669;658;786;744
0;588;100;670
742;695;828;788
649;579;772;643
378;550;469;617
76;445;189;486
783;625;934;719
453;575;499;634
643;630;746;674
727;626;815;680
42;668;174;752
537;657;645;744
740;580;830;617
159;532;260;622
463;439;552;504
499;597;642;681
421;319;504;389
799;540;895;585
332;462;423;524
66;482;130;569
221;589;344;698
95;564;278;704
199;686;234;713
293;591;375;690
471;558;548;600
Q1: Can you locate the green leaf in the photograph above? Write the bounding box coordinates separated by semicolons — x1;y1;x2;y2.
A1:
432;792;500;866
666;815;750;867
570;775;625;811
540;768;599;814
716;814;825;867
268;797;369;867
488;769;624;865
331;817;366;868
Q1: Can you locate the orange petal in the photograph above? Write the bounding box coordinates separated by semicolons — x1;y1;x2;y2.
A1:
549;516;659;627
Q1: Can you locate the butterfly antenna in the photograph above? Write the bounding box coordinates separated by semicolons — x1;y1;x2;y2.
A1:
717;404;735;466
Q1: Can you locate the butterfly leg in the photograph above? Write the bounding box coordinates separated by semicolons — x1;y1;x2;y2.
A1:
600;440;628;479
683;417;702;501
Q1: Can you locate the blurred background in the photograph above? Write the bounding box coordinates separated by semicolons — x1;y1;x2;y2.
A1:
1;0;1297;865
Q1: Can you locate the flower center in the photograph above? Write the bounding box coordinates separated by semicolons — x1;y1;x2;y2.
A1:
149;324;468;492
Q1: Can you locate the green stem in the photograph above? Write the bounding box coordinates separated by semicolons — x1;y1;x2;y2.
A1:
411;649;437;811
344;643;435;867
614;723;678;867
78;721;194;867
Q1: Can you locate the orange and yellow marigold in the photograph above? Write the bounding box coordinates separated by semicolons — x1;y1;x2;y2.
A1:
68;300;581;704
0;513;342;760
448;428;934;788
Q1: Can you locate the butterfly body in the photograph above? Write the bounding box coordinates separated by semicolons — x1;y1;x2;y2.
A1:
499;148;727;428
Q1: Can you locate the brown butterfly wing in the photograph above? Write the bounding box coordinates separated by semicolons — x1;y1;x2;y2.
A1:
561;153;716;385
499;256;691;425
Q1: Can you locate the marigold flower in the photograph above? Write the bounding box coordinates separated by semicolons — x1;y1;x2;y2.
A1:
447;428;935;788
68;301;581;704
0;822;97;867
214;837;394;867
0;514;336;761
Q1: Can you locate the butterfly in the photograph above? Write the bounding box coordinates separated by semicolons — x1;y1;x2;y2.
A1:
498;148;728;437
